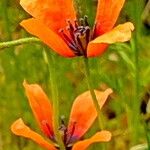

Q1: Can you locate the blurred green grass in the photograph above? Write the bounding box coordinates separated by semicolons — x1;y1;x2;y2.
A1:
0;0;150;150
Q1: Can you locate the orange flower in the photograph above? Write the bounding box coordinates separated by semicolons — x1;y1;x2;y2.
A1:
11;82;113;150
20;0;134;57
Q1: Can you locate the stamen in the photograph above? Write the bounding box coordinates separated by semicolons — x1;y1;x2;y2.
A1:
58;15;94;57
59;124;67;137
85;27;90;44
59;29;79;54
92;23;97;39
61;115;66;125
67;20;74;31
74;20;78;29
75;34;85;55
79;27;86;34
66;26;75;43
79;34;87;50
84;15;89;26
66;122;77;144
79;18;84;26
59;29;73;44
59;116;68;145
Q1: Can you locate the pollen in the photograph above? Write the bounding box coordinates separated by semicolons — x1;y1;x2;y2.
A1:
59;16;95;57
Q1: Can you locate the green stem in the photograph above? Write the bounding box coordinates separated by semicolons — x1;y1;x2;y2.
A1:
130;38;140;144
44;50;66;150
83;57;104;130
129;0;144;144
0;37;41;50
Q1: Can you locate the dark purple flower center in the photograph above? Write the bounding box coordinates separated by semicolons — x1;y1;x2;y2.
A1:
59;16;96;57
43;117;78;149
59;118;77;148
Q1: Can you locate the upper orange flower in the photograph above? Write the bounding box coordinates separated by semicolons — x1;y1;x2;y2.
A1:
20;0;134;57
11;82;112;150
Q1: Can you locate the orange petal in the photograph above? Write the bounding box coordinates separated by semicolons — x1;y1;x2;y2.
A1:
23;81;54;138
87;43;108;57
92;22;134;44
87;22;134;57
68;89;113;141
72;131;111;150
20;0;76;32
11;118;57;150
95;0;125;35
20;18;75;57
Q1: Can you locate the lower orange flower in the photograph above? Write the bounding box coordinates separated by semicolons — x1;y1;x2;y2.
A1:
11;82;113;150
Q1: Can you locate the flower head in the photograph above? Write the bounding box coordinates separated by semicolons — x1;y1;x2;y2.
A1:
20;0;134;57
11;82;112;150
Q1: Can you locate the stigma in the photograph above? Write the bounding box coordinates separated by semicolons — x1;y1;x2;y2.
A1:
59;16;95;57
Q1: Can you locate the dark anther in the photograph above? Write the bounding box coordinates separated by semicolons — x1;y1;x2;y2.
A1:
61;115;66;124
85;27;90;44
79;18;84;26
84;15;89;26
67;20;74;31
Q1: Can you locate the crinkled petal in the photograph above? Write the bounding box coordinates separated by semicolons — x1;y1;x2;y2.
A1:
20;18;75;57
72;131;111;150
92;22;134;44
87;22;134;57
11;118;57;150
95;0;125;35
23;81;54;138
68;89;113;141
20;0;76;32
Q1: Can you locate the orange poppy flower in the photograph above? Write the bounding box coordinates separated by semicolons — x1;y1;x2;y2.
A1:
20;0;134;57
11;82;113;150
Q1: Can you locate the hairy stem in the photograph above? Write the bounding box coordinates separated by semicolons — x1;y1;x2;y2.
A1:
44;50;66;150
0;37;41;50
83;57;104;130
129;0;144;144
